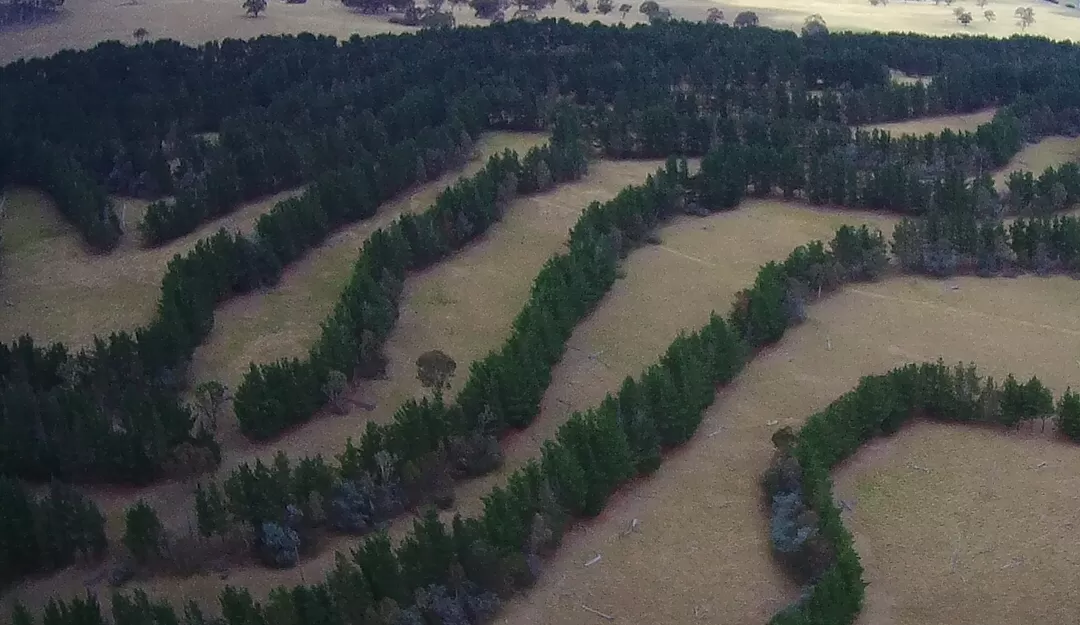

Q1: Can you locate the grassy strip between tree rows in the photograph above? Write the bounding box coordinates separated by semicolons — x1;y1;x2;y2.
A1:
765;361;1080;624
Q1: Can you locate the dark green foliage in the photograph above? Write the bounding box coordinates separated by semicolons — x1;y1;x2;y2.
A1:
0;479;107;588
123;501;164;564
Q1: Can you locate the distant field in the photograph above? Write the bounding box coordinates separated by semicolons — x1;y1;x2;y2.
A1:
2;0;1078;65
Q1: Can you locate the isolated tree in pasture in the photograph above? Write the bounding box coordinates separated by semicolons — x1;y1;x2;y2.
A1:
801;13;828;36
733;10;759;26
706;6;723;22
985;9;996;20
1014;5;1034;28
638;0;658;16
596;0;613;13
955;7;973;24
618;2;631;16
123;501;164;564
132;27;149;42
323;370;349;414
417;350;457;394
243;0;267;16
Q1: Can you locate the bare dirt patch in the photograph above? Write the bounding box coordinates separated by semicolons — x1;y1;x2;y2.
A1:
0;185;300;347
492;268;1080;625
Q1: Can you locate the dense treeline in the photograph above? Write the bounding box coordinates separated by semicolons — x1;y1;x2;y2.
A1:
205;154;690;563
4;22;1080;249
18;191;891;625
764;361;1080;624
0;478;106;590
0;115;480;483
233;114;588;441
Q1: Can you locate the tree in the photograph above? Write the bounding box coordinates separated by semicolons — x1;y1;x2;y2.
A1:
124;501;164;564
801;13;828;37
705;6;722;22
733;10;758;26
323;370;349;414
243;0;267;15
416;350;457;393
618;2;631;17
132;28;149;43
193;381;228;434
596;0;613;13
955;8;972;24
469;0;506;17
985;9;996;20
1014;6;1034;29
637;0;658;16
975;0;986;6
1057;389;1080;442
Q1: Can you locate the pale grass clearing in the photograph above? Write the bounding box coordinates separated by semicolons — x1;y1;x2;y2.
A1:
711;0;1080;41
836;421;1080;625
0;185;301;348
992;135;1080;190
495;272;1080;625
2;155;662;615
861;108;997;135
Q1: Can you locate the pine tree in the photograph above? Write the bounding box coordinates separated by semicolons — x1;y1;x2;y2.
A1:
1056;389;1080;442
123;501;164;564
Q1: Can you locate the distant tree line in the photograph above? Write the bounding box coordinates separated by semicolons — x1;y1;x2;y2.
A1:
765;360;1080;625
4;22;1080;250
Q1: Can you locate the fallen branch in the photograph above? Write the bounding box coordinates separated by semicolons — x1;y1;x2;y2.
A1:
581;604;615;621
584;554;602;567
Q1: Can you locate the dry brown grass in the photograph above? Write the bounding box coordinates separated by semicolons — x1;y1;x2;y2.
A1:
992;135;1080;191
4;0;1078;66
493;272;1080;625
836;421;1080;625
0;186;301;348
861;108;997;135
0;155;664;615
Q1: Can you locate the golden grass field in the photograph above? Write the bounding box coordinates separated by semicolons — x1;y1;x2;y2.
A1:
2;0;1078;66
4;0;1080;615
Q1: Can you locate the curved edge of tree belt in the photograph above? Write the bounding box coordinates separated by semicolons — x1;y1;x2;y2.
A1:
763;362;1080;625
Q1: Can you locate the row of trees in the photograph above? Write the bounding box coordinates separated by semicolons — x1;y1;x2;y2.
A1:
0;479;106;590
232;112;588;441
765;360;1080;624
19;203;891;625
6;21;1080;250
0;116;481;483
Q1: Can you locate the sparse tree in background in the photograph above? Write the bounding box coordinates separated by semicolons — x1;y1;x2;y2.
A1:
975;0;987;6
706;6;723;22
801;13;828;37
648;5;670;22
243;0;267;16
638;0;658;16
1014;6;1034;28
416;350;457;394
954;7;972;24
596;0;613;13
573;0;590;12
132;27;149;43
985;8;996;19
123;501;164;564
618;2;631;17
733;10;758;26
